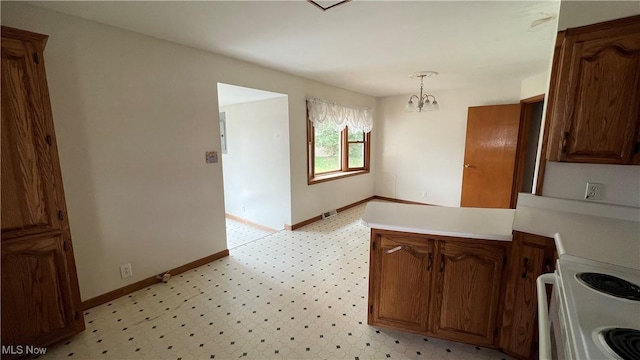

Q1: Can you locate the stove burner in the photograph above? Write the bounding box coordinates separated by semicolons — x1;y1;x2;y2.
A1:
577;272;640;301
601;328;640;360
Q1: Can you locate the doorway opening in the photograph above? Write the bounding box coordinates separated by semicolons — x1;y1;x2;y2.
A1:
511;94;545;206
217;83;291;249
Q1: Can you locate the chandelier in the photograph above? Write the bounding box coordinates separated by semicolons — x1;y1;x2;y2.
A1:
406;71;439;112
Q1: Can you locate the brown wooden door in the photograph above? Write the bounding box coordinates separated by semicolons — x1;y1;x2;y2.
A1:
499;232;556;360
1;33;63;241
430;240;505;346
1;234;81;346
460;104;522;209
554;18;640;164
368;230;433;332
1;26;85;351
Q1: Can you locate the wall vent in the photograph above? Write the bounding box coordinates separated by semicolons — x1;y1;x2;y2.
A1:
321;209;338;219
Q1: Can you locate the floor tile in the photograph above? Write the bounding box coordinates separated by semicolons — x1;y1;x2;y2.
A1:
37;203;512;360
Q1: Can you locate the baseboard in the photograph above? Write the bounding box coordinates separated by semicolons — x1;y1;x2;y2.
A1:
80;249;230;311
285;196;375;230
225;213;278;233
372;195;435;206
285;216;320;231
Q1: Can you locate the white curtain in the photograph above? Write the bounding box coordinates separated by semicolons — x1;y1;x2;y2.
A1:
306;97;373;133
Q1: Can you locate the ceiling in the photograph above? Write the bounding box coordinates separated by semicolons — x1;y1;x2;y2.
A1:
30;1;560;97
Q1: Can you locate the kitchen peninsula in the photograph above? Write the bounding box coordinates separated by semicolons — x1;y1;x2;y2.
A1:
362;201;524;351
361;201;515;240
361;196;640;360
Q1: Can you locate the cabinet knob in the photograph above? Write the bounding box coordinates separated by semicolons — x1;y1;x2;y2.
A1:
464;164;471;168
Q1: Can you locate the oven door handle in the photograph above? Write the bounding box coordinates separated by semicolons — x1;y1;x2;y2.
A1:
537;273;557;360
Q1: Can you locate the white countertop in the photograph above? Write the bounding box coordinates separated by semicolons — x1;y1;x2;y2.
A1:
513;205;640;271
361;195;640;271
361;201;515;241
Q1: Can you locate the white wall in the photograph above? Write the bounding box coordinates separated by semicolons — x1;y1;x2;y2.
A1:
557;0;640;30
520;72;548;100
543;163;640;207
540;0;640;207
1;3;376;300
221;97;290;230
375;81;522;206
288;99;376;224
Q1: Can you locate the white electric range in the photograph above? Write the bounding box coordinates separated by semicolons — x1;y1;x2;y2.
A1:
517;195;640;360
540;255;640;360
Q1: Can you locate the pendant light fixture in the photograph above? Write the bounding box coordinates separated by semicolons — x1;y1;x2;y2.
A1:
307;0;352;11
406;71;439;112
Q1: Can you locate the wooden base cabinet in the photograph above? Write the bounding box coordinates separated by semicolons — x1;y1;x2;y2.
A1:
1;234;83;347
368;232;434;333
499;232;556;360
430;240;506;346
368;230;508;348
1;26;84;353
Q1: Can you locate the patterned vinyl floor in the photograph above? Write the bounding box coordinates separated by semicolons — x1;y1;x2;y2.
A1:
36;203;511;360
225;217;273;249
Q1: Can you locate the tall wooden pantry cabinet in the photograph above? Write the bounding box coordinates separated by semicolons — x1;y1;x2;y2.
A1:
1;26;85;351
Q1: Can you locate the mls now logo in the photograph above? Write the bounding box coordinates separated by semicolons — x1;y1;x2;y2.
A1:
2;345;47;355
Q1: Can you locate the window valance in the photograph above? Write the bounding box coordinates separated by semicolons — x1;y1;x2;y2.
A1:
306;97;373;133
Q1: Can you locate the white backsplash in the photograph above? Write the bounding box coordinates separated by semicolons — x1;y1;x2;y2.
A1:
517;193;640;221
542;162;640;208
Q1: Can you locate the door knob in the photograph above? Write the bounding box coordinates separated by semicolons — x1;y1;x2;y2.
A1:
464;164;471;168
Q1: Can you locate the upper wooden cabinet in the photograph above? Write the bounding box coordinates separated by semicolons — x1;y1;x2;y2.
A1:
1;26;85;352
1;28;64;240
548;15;640;164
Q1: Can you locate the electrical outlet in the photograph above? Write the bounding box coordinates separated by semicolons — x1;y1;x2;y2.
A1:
421;191;427;198
120;263;133;279
584;182;603;200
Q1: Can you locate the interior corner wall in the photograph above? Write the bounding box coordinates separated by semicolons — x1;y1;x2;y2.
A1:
1;2;376;301
543;163;640;207
520;72;548;100
540;0;640;207
220;97;290;230
557;0;640;30
287;91;375;226
374;81;522;207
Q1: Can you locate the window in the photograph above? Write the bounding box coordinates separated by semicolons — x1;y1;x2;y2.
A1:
306;98;373;184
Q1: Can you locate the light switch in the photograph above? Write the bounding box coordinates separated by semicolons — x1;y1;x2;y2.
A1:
206;151;218;164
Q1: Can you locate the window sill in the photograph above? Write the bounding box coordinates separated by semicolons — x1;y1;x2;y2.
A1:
308;169;369;185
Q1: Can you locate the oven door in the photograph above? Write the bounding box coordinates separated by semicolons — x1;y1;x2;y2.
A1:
537;272;572;360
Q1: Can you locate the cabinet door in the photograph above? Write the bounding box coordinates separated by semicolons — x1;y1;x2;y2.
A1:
499;232;555;359
1;27;85;352
1;34;62;240
553;17;640;164
430;240;505;346
1;234;83;347
368;231;433;332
